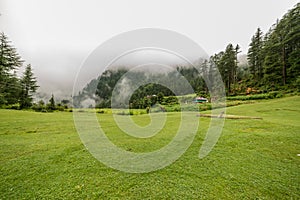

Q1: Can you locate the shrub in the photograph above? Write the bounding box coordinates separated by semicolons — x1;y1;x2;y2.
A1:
226;92;284;101
161;96;179;105
97;110;105;114
56;106;65;111
31;103;45;112
5;103;20;110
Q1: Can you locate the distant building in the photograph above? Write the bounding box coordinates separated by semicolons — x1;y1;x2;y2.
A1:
194;97;208;103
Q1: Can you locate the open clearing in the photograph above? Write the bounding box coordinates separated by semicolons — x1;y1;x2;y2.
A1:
0;96;299;199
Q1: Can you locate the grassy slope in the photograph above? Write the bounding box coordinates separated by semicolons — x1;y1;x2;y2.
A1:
0;96;299;199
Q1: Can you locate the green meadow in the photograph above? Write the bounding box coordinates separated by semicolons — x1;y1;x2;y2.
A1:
0;96;299;199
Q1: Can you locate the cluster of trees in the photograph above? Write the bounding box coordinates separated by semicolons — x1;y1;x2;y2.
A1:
247;3;300;90
208;44;240;95
195;3;300;95
73;69;182;108
31;95;70;112
0;32;39;109
129;85;177;109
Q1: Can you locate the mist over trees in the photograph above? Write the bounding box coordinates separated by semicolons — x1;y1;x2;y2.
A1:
74;3;299;108
1;3;299;110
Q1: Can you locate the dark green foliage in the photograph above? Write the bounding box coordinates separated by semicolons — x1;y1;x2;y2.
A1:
248;28;264;81
2;74;22;105
20;64;39;108
31;98;69;113
61;99;70;106
47;94;56;111
226;91;284;101
161;96;179;106
31;100;47;112
79;68;199;108
248;3;300;89
96;69;128;101
177;66;207;93
0;32;23;105
211;44;240;95
0;32;39;108
157;92;164;104
129;83;174;109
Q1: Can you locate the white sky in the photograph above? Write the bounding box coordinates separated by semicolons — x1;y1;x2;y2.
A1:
0;0;298;98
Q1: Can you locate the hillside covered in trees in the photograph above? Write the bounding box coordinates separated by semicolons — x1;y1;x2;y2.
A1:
74;3;299;108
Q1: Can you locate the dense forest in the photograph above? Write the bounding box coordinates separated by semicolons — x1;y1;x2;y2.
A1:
74;3;299;108
1;3;299;110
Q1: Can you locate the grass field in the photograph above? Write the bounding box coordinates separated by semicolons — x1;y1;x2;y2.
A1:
0;96;299;199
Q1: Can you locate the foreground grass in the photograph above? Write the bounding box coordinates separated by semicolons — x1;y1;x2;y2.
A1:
0;96;299;199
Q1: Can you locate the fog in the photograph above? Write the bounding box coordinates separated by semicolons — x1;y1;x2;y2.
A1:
0;0;298;100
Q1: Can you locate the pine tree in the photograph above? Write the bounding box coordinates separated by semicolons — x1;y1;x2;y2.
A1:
48;94;56;110
20;64;39;108
0;32;24;105
216;44;238;95
247;28;264;82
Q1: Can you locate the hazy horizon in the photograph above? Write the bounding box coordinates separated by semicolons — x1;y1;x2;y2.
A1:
0;0;298;99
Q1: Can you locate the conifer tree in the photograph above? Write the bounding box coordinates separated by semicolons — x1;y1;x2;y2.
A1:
20;64;39;108
0;32;23;105
247;28;264;81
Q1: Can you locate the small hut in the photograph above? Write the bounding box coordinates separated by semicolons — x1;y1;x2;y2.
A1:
194;97;208;103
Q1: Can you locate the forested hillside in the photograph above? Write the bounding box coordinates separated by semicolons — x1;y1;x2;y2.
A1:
74;3;299;108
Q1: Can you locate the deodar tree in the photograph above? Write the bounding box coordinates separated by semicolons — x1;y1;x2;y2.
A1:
0;32;23;105
248;28;264;82
20;64;39;108
249;3;300;90
0;32;40;108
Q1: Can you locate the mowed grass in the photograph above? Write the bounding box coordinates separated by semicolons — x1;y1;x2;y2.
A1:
0;96;299;199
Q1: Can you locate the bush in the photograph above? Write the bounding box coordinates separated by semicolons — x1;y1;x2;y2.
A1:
294;76;300;92
56;105;65;111
226;92;284;101
97;110;105;114
31;103;45;112
5;103;20;110
161;96;179;105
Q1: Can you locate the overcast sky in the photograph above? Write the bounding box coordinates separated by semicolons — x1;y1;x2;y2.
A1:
0;0;298;98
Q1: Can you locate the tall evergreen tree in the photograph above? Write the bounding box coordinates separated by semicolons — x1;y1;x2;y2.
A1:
247;28;264;82
20;64;39;108
0;32;23;105
216;44;239;95
48;94;56;110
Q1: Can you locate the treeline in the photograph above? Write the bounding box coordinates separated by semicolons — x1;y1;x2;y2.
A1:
31;94;71;112
73;69;187;108
210;3;300;95
0;32;39;109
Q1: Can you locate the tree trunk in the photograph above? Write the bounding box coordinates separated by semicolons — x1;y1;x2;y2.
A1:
282;45;287;85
